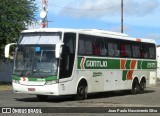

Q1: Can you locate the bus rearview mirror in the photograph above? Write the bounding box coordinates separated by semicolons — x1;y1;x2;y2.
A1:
55;43;64;58
5;43;16;58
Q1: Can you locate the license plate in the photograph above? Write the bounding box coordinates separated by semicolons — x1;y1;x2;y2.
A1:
28;88;35;91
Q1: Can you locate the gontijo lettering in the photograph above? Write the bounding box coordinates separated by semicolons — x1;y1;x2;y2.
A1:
86;60;107;68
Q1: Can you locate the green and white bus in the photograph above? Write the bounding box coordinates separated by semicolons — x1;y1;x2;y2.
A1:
5;28;157;100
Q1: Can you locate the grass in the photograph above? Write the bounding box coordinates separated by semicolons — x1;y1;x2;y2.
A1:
0;84;12;91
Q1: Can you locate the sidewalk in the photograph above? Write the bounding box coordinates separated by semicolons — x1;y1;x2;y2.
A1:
156;79;160;87
0;82;12;91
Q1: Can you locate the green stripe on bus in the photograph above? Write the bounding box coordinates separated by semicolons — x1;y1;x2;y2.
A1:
45;76;57;81
78;57;157;70
12;75;21;80
122;70;128;81
107;59;120;69
137;60;157;69
137;60;142;69
125;60;131;69
12;75;57;81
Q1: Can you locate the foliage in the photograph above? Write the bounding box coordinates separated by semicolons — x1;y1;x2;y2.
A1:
0;0;37;60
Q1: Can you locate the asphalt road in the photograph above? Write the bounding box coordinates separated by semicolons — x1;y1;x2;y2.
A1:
0;84;160;115
0;86;160;107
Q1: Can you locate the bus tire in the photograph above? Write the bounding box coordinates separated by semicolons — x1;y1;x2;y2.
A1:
139;79;146;93
75;83;87;100
131;79;140;95
36;95;48;101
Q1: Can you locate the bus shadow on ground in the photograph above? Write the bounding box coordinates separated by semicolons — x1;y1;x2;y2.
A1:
14;89;155;103
87;89;155;100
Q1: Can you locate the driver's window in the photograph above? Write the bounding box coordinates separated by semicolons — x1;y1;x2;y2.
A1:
59;33;76;78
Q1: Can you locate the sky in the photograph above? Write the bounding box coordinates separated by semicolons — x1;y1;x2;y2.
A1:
34;0;160;45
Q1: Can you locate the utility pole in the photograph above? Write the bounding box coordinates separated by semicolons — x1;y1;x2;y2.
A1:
40;0;48;28
121;0;123;33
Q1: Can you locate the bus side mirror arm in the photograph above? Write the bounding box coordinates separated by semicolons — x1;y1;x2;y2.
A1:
55;43;64;58
5;43;16;58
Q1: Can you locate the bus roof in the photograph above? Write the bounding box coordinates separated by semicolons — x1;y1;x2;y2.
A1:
22;28;156;44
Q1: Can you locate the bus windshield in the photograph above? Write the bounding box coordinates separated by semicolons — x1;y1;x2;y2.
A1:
13;45;57;78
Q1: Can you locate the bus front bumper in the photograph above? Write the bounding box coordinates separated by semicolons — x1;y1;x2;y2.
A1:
12;82;60;96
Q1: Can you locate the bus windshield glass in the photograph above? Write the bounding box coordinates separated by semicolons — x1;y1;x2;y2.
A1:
14;45;57;78
13;32;62;78
19;32;61;45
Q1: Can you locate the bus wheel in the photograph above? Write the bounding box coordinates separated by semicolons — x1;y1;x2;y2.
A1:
36;95;48;101
131;79;140;94
76;84;87;100
139;80;146;93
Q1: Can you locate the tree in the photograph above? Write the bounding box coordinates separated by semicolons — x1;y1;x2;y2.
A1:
0;0;37;60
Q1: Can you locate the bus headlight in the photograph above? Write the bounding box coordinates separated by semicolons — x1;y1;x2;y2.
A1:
12;80;20;84
45;80;57;85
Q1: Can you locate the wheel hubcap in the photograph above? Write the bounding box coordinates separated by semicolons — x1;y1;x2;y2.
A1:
78;86;84;96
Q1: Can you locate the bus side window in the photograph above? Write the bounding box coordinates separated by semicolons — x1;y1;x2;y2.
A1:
113;43;119;57
126;45;131;57
85;39;93;55
140;44;149;59
93;38;107;56
120;44;131;57
149;46;155;59
100;41;107;56
132;45;140;58
61;45;70;70
78;39;85;55
108;42;114;56
60;33;76;78
108;42;119;57
120;44;126;57
93;41;100;56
